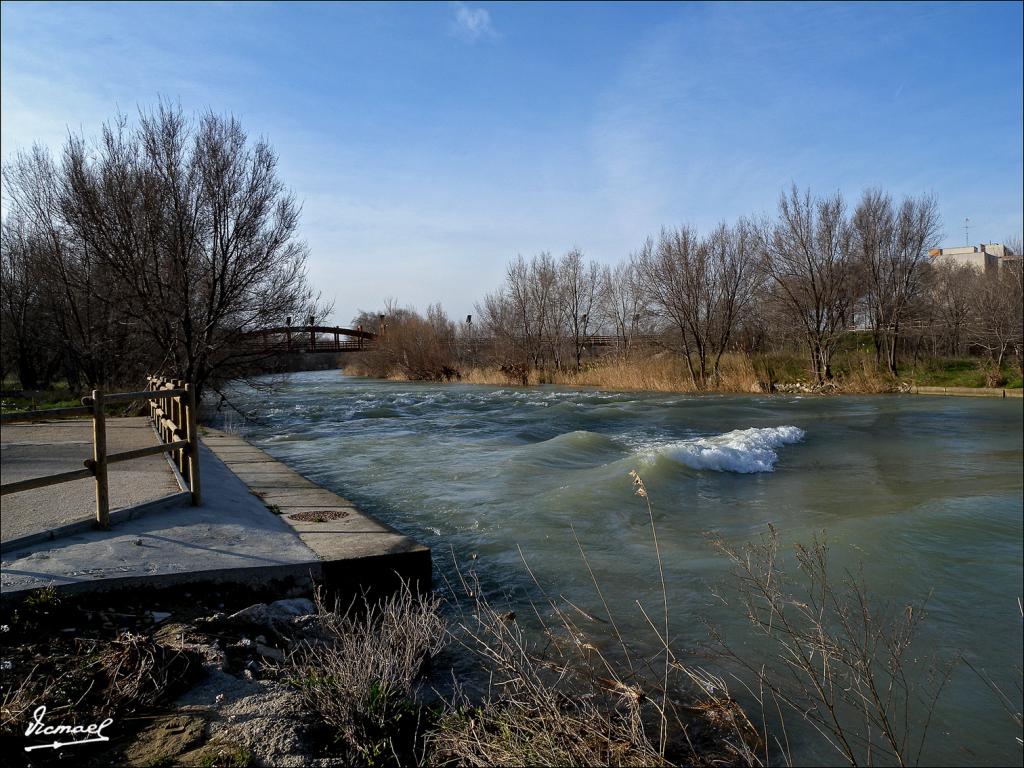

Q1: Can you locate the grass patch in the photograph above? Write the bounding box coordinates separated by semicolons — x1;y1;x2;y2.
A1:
287;585;446;766
910;358;1022;388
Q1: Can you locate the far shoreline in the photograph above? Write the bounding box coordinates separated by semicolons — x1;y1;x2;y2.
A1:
336;368;1024;399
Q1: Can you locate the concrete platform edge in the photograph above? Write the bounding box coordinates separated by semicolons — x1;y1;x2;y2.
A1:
0;490;192;554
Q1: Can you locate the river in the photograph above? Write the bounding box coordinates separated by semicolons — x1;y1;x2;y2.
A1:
224;370;1023;766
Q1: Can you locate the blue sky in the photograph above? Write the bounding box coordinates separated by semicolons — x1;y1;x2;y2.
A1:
2;1;1022;324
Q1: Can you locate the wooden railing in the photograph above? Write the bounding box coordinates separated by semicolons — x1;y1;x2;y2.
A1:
0;378;202;528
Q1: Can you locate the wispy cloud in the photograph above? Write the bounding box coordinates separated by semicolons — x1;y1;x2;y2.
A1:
450;2;496;42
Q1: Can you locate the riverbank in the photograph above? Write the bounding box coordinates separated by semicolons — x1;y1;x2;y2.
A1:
0;566;750;767
344;353;1024;397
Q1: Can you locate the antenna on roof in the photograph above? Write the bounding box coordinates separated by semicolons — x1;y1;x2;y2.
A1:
964;217;970;246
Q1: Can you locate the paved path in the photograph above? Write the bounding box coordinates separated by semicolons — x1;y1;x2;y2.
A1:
0;417;180;543
1;442;318;594
1;429;429;600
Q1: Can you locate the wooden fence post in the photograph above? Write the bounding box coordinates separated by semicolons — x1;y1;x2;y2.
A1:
164;386;171;445
173;379;185;475
91;389;110;528
185;383;202;506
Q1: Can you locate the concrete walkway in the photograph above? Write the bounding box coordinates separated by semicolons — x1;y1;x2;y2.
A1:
1;429;430;601
1;442;318;595
1;417;181;543
912;385;1023;398
201;430;429;563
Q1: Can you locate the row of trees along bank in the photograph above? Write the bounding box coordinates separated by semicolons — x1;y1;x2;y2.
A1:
0;103;327;401
354;187;1022;389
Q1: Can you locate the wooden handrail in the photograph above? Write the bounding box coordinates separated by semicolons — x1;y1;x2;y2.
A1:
0;467;96;496
95;388;187;404
102;439;190;466
0;378;203;527
1;405;94;424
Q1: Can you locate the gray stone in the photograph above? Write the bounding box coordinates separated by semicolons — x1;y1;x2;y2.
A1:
228;598;315;629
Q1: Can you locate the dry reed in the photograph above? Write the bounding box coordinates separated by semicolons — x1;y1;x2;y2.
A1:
710;525;955;767
286;584;446;764
430;473;762;767
453;353;765;393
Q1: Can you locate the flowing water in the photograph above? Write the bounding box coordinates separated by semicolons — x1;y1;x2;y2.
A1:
225;370;1023;766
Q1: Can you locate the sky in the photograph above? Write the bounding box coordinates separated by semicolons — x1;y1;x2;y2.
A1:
2;1;1022;324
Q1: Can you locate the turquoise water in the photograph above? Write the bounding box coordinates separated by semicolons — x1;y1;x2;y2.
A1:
226;371;1023;766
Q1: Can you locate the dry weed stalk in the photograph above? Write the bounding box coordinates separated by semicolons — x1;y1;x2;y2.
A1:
287;583;446;764
99;631;200;710
433;559;665;767
431;472;761;767
710;525;955;766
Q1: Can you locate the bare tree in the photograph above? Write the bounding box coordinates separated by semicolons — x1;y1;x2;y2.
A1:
970;267;1023;374
559;248;600;371
760;187;858;384
3;144;135;390
528;252;562;371
928;261;976;357
350;302;459;380
635;226;704;386
598;257;647;356
636;222;759;388
853;189;940;375
0;216;55;389
2;102;324;400
705;219;762;381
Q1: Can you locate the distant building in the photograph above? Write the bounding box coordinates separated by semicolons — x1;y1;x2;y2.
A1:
928;242;1019;274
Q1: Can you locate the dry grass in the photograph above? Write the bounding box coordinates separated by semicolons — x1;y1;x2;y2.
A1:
454;353;764;393
346;347;920;395
430;473;762;768
711;525;955;767
833;353;901;394
286;584;446;765
99;631;201;711
557;354;764;393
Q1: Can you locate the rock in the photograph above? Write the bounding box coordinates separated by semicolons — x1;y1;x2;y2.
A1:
175;672;328;767
256;643;284;662
122;713;208;766
151;611;172;623
178;740;253;767
228;598;316;631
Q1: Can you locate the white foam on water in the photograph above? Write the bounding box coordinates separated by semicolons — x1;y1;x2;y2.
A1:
656;426;805;473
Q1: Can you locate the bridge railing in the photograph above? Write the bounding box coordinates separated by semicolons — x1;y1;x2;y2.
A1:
240;325;376;354
0;378;202;528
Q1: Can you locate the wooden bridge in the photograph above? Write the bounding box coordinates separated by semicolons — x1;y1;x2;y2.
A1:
238;325;668;358
240;325;377;354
